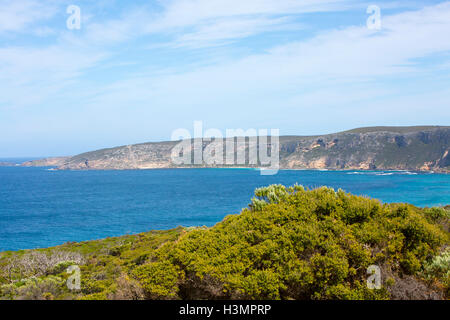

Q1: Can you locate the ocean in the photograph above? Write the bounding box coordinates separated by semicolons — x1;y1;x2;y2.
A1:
0;165;449;251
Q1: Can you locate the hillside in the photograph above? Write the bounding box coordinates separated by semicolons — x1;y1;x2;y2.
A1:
21;157;70;167
22;126;450;172
0;185;448;300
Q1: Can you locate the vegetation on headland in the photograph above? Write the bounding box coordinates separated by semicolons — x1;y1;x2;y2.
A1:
21;126;450;172
0;185;449;300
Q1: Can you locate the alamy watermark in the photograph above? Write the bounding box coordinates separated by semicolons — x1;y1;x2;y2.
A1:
367;5;381;30
366;265;382;289
66;265;81;290
64;5;380;32
171;121;280;175
66;5;81;30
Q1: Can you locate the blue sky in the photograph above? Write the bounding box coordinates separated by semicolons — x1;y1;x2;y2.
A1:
0;0;449;157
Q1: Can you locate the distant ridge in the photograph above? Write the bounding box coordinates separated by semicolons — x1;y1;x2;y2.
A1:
22;126;450;172
342;125;447;134
21;157;70;168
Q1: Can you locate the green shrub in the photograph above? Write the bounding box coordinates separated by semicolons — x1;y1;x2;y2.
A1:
0;185;448;300
423;248;450;294
144;185;448;299
52;260;78;275
132;261;184;298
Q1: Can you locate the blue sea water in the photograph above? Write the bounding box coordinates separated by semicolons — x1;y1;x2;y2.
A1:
0;166;449;252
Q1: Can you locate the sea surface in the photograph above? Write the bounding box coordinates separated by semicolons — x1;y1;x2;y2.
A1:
0;165;449;251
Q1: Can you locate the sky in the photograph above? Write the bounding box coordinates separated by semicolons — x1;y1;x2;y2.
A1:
0;0;449;157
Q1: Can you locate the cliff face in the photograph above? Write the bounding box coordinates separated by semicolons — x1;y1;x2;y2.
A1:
25;126;450;172
279;127;450;171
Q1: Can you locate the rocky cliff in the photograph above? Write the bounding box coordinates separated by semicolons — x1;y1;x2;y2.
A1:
279;126;450;171
24;126;450;172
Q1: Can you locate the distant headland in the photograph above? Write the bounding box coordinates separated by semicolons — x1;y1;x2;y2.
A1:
19;126;450;173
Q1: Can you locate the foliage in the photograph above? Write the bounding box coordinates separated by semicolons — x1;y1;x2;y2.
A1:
423;248;450;295
0;185;448;300
132;261;184;298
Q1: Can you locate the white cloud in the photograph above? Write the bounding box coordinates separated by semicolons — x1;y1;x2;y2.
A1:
1;1;450;155
0;0;361;110
0;0;57;33
144;0;357;47
67;0;356;47
81;2;450;118
3;1;450;110
0;45;106;108
155;0;355;26
170;16;303;48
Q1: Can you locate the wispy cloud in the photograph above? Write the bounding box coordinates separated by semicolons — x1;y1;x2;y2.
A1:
169;16;304;48
151;0;358;48
0;0;58;33
0;45;107;108
67;0;357;47
80;2;450;126
0;0;449;156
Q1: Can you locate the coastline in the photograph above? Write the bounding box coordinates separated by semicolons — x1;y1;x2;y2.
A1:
8;159;448;174
30;165;450;174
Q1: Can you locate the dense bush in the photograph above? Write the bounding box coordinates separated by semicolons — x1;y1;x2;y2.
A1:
423;248;450;295
0;185;448;300
141;185;447;299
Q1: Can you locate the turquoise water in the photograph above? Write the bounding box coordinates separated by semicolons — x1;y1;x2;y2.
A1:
0;166;448;251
